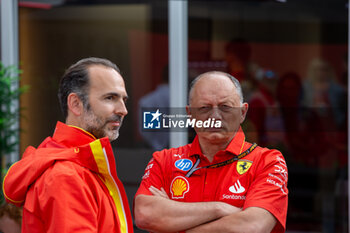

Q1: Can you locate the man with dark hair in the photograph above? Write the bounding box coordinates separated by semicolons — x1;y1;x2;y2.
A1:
0;203;22;233
134;71;288;232
3;57;134;233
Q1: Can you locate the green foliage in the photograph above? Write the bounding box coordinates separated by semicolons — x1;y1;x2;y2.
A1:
0;62;29;204
0;62;28;170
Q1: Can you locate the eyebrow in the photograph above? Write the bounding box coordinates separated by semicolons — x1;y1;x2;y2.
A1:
104;92;129;100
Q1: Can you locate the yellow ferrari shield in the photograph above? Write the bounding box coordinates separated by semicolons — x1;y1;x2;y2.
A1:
236;160;252;175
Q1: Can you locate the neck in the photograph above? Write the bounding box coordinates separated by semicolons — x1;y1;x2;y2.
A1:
198;136;233;163
66;115;83;129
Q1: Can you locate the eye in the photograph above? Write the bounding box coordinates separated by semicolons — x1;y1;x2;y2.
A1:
105;95;115;101
123;97;128;104
198;106;211;113
219;104;232;112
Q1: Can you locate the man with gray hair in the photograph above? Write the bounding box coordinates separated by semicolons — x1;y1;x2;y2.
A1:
134;71;288;232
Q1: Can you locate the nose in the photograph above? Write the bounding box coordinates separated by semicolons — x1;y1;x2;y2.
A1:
209;107;222;120
115;100;128;117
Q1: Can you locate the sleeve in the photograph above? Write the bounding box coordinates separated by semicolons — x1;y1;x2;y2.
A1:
135;151;166;197
243;149;288;233
31;162;99;233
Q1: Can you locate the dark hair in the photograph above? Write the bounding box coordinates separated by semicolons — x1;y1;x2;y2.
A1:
0;203;22;226
58;57;120;119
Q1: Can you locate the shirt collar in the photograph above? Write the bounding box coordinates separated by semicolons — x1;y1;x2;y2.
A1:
52;121;97;148
189;127;246;157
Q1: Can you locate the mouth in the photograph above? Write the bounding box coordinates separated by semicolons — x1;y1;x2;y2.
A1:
109;121;121;127
204;127;223;132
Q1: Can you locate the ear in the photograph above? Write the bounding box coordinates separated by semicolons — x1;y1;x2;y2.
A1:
240;103;249;124
186;105;192;117
67;93;84;117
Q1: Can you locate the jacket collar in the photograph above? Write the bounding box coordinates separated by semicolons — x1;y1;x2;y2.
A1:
52;121;97;147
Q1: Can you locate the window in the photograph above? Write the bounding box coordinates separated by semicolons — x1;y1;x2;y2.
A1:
17;0;348;231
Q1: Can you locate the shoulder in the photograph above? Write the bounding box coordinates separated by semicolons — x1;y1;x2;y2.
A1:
153;144;191;157
152;144;192;164
37;160;94;192
48;160;86;176
25;160;102;221
248;145;286;168
251;146;287;174
256;146;283;158
261;147;285;163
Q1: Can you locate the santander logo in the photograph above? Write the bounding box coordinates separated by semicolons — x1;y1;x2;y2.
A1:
229;180;245;194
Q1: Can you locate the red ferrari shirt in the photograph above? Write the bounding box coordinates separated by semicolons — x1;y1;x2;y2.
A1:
136;129;288;232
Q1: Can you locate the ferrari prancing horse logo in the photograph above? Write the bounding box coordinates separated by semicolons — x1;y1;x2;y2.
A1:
237;160;252;175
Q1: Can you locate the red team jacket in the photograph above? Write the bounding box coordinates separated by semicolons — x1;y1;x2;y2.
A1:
3;122;133;233
136;128;288;232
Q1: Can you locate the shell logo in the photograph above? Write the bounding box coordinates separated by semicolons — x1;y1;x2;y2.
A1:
170;176;189;199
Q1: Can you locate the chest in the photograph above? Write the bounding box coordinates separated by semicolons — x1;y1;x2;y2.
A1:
24;167;122;233
165;159;255;208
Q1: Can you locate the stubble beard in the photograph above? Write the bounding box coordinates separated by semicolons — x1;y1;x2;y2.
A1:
83;109;122;141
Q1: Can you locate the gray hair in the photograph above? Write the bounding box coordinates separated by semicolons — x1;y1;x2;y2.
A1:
188;71;244;104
